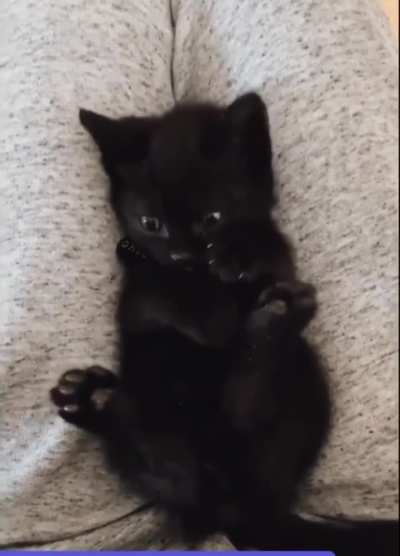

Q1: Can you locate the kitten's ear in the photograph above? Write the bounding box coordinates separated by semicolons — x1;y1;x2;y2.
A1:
227;93;272;176
79;109;151;163
79;109;117;152
228;93;267;129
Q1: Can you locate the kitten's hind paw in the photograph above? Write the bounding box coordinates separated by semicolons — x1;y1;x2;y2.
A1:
50;366;117;432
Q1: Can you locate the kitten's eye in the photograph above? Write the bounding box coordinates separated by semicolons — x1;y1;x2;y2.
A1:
140;216;162;233
203;212;222;228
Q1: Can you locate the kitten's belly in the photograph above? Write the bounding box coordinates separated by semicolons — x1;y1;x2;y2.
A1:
109;329;235;505
120;328;231;414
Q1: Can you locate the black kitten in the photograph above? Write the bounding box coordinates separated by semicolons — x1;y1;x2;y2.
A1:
51;94;398;554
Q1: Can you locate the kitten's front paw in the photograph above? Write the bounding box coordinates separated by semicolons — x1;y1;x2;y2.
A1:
247;281;317;335
50;366;118;432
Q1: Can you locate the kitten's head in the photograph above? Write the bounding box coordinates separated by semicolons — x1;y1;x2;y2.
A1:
80;93;276;269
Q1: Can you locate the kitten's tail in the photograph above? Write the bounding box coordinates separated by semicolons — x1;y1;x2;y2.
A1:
230;513;399;555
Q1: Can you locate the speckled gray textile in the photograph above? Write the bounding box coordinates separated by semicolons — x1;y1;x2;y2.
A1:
0;0;398;549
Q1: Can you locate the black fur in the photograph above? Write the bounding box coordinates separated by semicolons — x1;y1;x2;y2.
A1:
51;93;398;553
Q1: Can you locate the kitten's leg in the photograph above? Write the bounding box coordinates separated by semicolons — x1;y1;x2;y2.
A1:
223;281;319;431
223;283;329;544
50;366;118;433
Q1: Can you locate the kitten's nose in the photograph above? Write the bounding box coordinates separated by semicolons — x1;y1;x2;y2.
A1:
170;251;194;263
